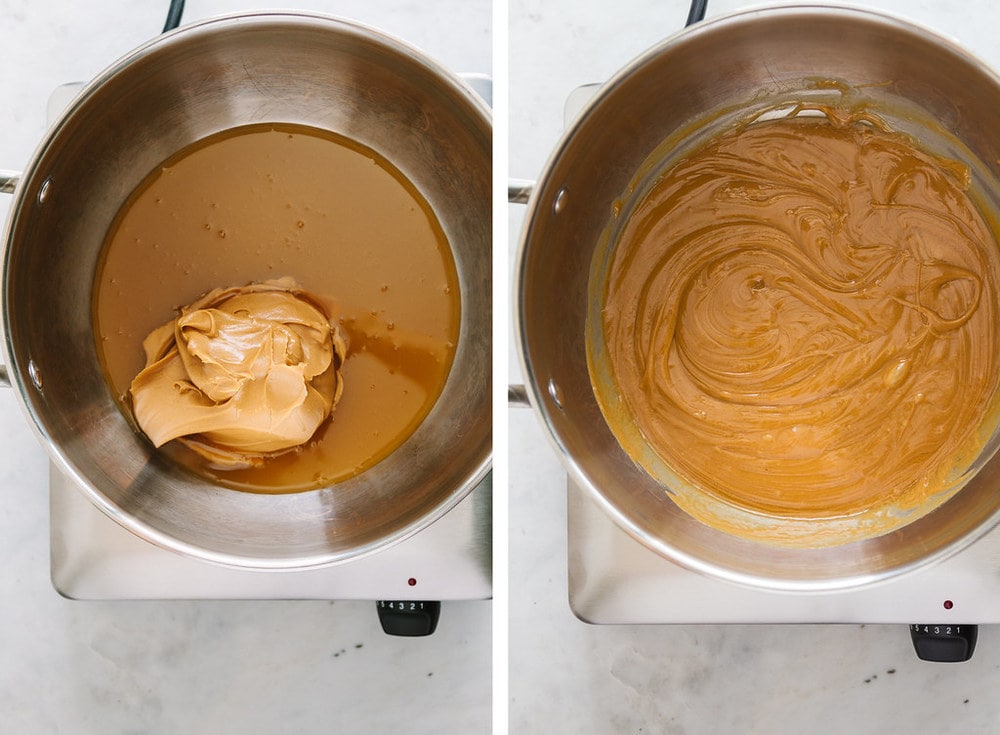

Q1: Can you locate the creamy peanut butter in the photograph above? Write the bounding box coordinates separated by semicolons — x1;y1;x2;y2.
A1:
130;279;346;468
596;107;1000;531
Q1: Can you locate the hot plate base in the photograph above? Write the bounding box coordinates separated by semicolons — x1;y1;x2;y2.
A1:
568;478;1000;624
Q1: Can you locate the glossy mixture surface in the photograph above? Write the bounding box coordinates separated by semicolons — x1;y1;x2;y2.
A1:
95;123;460;492
598;109;1000;523
129;279;347;468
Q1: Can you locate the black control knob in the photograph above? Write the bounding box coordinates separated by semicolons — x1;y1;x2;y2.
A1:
376;600;441;636
910;624;978;662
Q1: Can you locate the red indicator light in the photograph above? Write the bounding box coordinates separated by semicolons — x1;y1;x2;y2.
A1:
944;599;954;610
408;577;417;587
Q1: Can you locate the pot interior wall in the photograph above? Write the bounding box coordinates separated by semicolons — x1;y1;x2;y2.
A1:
4;13;491;567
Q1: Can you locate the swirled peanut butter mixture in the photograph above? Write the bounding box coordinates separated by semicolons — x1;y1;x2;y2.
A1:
130;279;346;469
600;109;1000;521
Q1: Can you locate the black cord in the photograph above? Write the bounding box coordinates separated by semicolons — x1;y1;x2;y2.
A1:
163;0;185;33
686;0;707;27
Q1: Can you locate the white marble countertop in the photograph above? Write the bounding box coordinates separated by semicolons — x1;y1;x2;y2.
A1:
0;2;490;733
509;0;1000;733
9;0;1000;731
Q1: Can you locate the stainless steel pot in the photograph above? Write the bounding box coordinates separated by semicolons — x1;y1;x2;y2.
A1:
515;4;1000;591
0;12;492;569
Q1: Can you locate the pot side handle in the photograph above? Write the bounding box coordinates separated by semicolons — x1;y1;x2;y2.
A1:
0;170;20;387
508;385;529;407
509;179;535;406
0;170;18;195
508;179;533;205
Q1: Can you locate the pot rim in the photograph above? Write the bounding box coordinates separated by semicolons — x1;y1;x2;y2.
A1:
514;2;1000;592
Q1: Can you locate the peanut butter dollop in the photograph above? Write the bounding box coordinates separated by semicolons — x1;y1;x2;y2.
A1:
597;108;1000;536
130;278;346;468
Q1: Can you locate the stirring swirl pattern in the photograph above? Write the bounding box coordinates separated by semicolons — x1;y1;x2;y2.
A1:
602;111;1000;520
